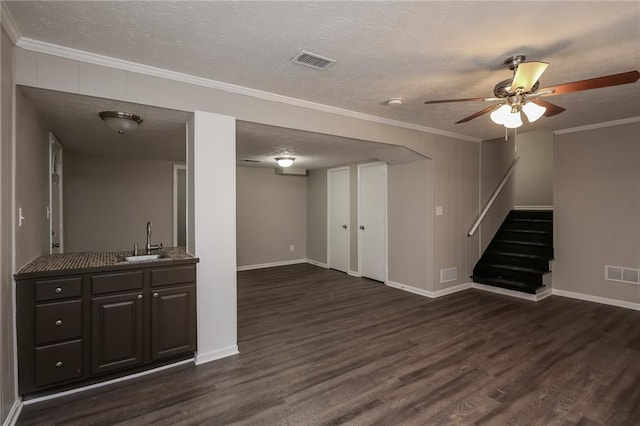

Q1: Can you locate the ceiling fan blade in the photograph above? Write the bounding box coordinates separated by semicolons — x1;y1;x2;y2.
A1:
539;70;640;96
511;62;549;93
425;97;499;104
531;99;566;117
455;104;500;124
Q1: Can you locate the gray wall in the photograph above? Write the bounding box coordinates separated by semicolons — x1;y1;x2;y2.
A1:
236;167;307;267
64;152;174;252
388;159;433;290
479;135;516;254
554;122;640;304
14;87;50;268
514;129;554;207
1;24;16;425
306;168;327;264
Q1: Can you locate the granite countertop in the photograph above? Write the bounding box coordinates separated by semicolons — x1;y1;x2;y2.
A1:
16;247;198;277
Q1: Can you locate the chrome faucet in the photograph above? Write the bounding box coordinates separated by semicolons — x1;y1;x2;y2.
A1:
145;221;163;254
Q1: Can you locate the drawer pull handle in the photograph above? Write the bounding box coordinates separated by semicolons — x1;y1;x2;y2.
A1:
55;361;63;368
153;292;159;298
54;287;63;294
137;294;143;300
55;319;63;326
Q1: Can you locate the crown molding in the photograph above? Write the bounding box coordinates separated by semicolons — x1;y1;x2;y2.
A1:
1;1;21;44
554;116;640;135
16;37;482;143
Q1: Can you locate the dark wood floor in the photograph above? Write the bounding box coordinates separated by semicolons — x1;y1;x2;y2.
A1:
18;263;640;425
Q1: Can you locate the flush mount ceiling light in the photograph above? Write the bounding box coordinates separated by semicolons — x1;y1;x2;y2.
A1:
275;157;295;168
98;111;143;134
387;98;403;106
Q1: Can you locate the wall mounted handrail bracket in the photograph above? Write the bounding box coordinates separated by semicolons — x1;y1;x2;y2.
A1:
468;156;519;237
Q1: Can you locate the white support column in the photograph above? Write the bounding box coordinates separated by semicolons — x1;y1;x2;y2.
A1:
191;111;238;364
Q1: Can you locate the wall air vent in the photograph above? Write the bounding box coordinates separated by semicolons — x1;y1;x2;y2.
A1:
605;265;640;285
290;50;336;70
440;267;458;283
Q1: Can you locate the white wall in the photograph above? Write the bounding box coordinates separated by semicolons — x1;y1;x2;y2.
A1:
236;167;307;267
64;151;174;252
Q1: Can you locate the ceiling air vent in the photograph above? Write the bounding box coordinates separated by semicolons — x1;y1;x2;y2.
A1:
290;50;336;70
241;159;261;163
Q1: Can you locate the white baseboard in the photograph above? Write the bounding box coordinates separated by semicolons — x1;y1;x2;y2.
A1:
3;398;23;426
471;283;550;301
23;358;194;405
386;280;471;299
195;345;239;365
237;259;307;271
552;289;640;311
348;269;361;277
513;205;553;211
306;259;329;268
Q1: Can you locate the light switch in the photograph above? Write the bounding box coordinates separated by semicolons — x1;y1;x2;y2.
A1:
436;206;443;216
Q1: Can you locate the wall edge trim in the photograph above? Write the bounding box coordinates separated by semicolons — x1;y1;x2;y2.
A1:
471;282;549;301
2;398;22;426
513;205;553;211
22;359;194;406
553;116;640;135
348;269;361;277
386;280;471;298
14;37;482;143
306;259;329;269
0;2;21;45
237;258;307;271
195;345;239;365
552;289;640;311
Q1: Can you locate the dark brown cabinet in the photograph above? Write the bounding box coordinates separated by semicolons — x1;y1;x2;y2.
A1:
16;260;197;397
91;292;145;374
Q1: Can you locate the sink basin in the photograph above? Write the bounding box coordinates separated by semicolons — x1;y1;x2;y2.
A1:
123;254;165;262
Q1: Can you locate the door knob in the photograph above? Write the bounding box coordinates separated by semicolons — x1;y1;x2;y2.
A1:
359;225;365;230
52;242;60;248
342;224;347;229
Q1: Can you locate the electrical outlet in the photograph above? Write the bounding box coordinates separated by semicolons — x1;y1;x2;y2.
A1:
290;244;295;251
436;206;443;216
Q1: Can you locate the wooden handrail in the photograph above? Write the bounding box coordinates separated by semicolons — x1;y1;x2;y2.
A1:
468;157;519;237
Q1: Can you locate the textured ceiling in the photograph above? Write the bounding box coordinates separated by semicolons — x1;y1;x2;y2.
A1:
6;1;640;141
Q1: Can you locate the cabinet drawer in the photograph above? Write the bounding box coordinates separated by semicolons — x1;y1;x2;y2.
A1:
35;277;82;302
92;271;144;295
151;265;196;287
35;340;82;387
35;300;82;345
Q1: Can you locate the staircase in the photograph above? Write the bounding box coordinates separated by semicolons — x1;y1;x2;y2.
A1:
472;210;553;294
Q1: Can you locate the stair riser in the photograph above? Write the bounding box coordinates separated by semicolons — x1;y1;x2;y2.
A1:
472;266;544;284
489;242;554;258
497;231;552;245
478;254;550;272
508;211;553;220
472;277;539;294
503;220;552;232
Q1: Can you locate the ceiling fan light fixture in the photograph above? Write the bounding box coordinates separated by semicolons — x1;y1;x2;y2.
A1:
99;111;143;134
522;101;547;123
275;156;295;168
490;104;511;125
503;110;523;129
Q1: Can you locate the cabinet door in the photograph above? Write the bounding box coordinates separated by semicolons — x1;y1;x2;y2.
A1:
91;292;144;374
151;285;196;360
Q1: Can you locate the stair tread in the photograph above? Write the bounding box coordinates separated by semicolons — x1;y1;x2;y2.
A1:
494;239;552;247
485;251;552;260
501;229;552;234
476;263;550;274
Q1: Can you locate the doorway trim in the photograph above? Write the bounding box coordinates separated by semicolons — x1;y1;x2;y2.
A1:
49;133;64;254
357;161;388;282
327;166;350;273
173;163;186;246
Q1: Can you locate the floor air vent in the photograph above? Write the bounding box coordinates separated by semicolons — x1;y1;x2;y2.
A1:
290;50;336;70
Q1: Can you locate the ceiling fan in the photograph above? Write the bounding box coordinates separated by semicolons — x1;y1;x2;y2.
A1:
424;55;640;128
